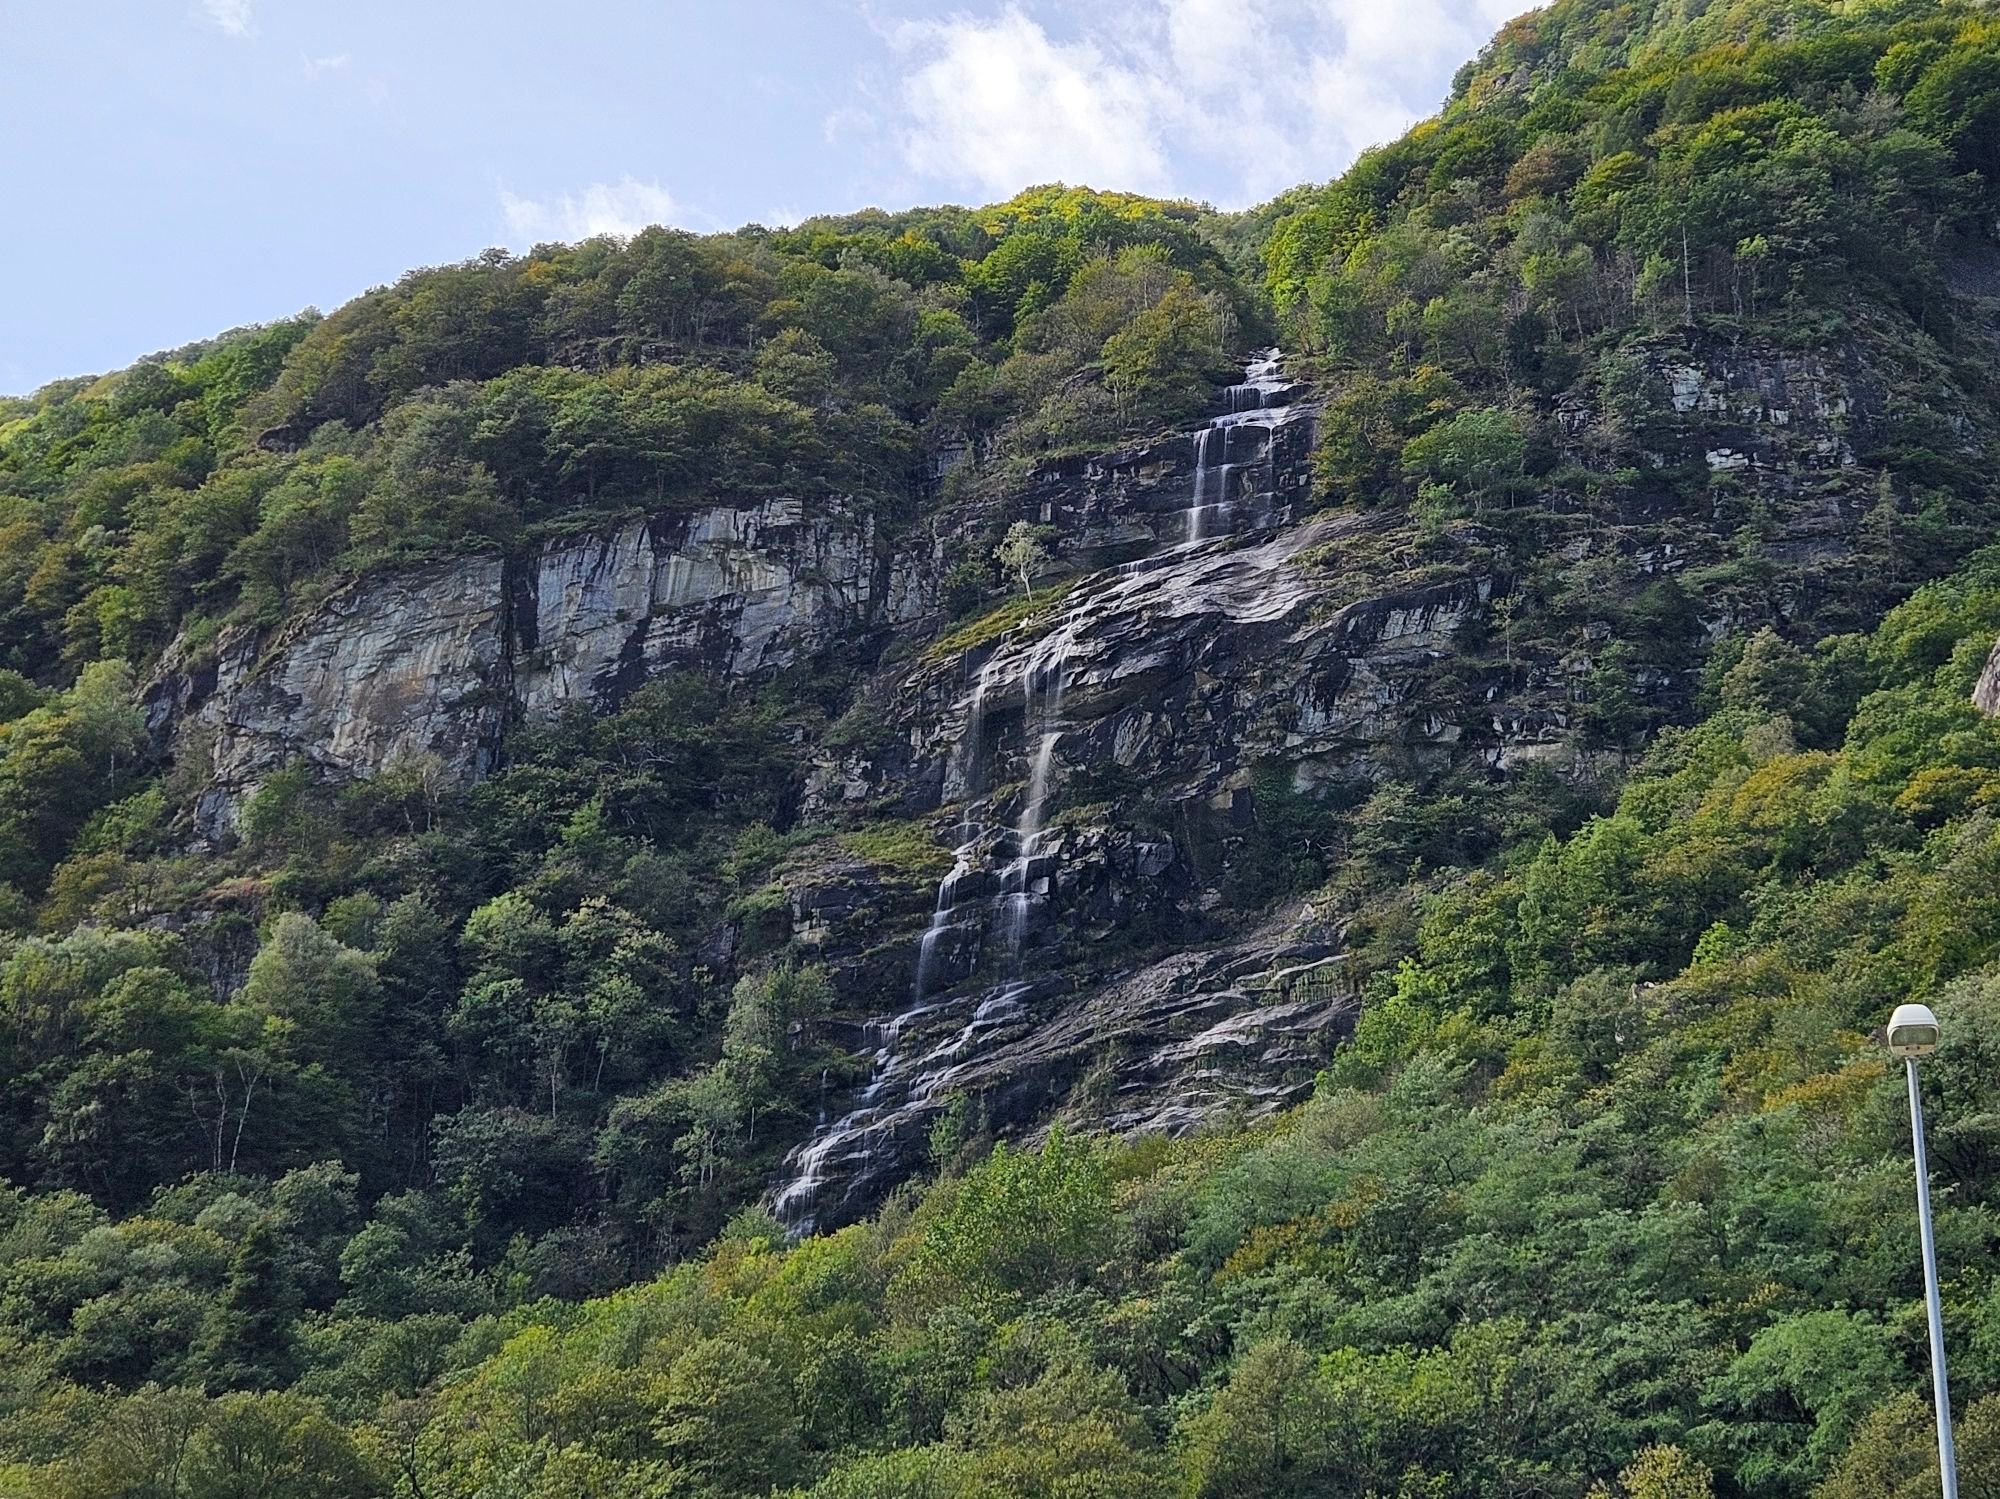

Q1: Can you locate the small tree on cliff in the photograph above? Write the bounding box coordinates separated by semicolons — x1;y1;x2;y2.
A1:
995;522;1049;599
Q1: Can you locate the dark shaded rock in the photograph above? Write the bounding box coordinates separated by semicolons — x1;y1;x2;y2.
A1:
771;903;1355;1234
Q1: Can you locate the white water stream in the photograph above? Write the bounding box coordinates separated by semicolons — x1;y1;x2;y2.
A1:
998;615;1081;959
770;350;1305;1232
1183;348;1296;543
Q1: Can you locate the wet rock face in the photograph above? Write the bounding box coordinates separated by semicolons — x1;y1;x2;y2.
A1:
774;499;1500;1228
773;910;1356;1235
814;513;1499;832
1017;383;1318;565
783;334;1941;1227
158;499;921;837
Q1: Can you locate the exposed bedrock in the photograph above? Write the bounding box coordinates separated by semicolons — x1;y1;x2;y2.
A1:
1977;636;2000;717
134;334;1954;1231
772;907;1356;1235
150;499;924;837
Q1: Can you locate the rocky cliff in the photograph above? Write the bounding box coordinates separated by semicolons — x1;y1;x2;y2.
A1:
151;499;928;839
142;332;1968;1231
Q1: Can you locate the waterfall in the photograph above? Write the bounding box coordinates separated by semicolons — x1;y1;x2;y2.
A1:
774;349;1311;1232
912;654;1008;1002
917;982;1030;1068
954;654;1000;802
769;976;1031;1234
1186;427;1212;543
770;1134;839;1225
1184;348;1297;545
1003;730;1061;956
999;616;1079;959
1186;431;1237;544
912;349;1303;1012
770;1001;939;1229
912;837;977;1002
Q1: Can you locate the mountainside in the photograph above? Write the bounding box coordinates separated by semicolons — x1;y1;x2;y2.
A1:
7;0;2000;1494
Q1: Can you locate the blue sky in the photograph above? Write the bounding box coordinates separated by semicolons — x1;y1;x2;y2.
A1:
3;0;1529;394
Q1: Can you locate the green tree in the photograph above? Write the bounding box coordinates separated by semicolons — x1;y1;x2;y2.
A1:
1695;1310;1901;1494
1400;405;1528;502
196;1216;296;1392
890;1130;1112;1322
994;522;1049;599
655;1336;802;1496
1175;1338;1336;1498
1609;1445;1717;1499
239;914;380;1072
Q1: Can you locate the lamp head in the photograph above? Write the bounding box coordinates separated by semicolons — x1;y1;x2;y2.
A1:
1886;1003;1942;1060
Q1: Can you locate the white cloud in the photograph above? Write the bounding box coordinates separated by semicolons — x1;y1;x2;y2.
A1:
498;177;680;247
198;0;255;38
881;0;1533;207
891;9;1172;198
302;53;350;78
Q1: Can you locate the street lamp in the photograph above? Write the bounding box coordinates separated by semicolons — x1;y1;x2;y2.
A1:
1887;1001;1959;1499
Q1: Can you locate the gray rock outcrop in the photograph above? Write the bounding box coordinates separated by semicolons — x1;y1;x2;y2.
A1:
153;498;925;837
515;500;924;708
1978;636;2000;716
185;559;510;839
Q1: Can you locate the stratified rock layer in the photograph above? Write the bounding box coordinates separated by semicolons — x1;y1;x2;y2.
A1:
156;499;922;837
186;559;511;839
772;906;1354;1234
515;501;925;708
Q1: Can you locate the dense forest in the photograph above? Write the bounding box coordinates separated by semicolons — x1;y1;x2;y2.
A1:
6;0;2000;1493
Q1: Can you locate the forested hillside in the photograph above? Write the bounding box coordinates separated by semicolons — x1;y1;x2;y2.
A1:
5;0;2000;1494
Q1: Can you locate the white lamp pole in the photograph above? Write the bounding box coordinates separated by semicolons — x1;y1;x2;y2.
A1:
1888;1002;1959;1499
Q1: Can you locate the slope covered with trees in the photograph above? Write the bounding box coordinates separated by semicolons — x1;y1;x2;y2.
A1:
3;0;2000;1494
0;184;1254;1258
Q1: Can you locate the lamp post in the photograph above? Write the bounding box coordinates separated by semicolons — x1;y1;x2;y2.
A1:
1887;1001;1959;1499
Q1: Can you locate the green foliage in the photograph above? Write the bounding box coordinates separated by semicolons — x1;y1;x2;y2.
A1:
0;662;144;894
3;1;2000;1494
1263;0;2000;553
1816;1391;2000;1497
836;823;952;883
920;576;1082;663
1400;405;1529;500
888;1130;1111;1323
195;1215;295;1392
992;520;1050;598
0;187;1248;680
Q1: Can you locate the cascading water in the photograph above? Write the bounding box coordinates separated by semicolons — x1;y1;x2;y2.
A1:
1186;427;1213;543
1184;348;1298;544
768;1000;938;1228
773;653;1012;1231
912;837;977;1002
1183;424;1241;544
767;977;1032;1234
1003;730;1061;956
773;348;1312;1233
999;616;1080;959
912;654;1005;1001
